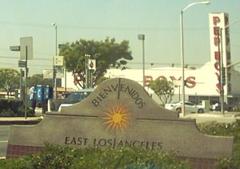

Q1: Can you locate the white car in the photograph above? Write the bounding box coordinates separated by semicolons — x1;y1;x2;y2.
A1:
165;101;205;114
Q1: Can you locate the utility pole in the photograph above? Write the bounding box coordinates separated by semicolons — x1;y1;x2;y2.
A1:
24;46;28;119
10;37;33;119
19;69;24;100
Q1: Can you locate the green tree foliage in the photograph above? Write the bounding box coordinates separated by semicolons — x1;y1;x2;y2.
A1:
59;38;132;88
149;79;174;105
27;74;52;87
0;68;20;97
0;99;34;117
0;145;190;169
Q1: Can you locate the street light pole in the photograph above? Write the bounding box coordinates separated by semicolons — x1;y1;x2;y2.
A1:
138;34;145;88
180;1;210;116
219;19;240;114
219;28;225;114
180;10;186;116
52;23;57;99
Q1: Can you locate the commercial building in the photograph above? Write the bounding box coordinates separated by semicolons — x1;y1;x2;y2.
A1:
62;12;240;107
105;62;240;106
105;12;240;107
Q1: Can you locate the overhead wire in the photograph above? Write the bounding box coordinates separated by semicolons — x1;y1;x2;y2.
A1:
0;20;239;71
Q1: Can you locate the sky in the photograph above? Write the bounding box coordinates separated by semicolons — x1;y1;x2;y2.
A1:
0;0;239;75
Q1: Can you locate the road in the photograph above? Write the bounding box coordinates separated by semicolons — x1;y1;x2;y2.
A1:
0;125;10;158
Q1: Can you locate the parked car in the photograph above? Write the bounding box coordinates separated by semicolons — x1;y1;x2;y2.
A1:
165;101;205;114
58;88;94;111
211;102;232;112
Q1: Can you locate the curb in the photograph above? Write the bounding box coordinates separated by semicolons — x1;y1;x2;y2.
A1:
0;117;43;125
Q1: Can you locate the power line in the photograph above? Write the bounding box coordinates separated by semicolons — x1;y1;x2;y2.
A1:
0;55;52;61
0;61;49;65
0;21;50;28
0;20;213;32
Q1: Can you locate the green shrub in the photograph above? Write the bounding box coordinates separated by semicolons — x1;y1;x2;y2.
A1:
197;121;240;169
232;105;240;112
0;99;22;110
0;109;16;117
0;99;34;117
0;144;190;169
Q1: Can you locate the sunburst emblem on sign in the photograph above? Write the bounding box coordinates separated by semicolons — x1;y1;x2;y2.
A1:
104;104;129;130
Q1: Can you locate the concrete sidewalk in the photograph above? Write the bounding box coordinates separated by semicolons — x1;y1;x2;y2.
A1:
180;112;240;123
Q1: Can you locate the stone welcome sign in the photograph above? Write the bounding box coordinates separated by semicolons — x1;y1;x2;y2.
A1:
7;78;233;169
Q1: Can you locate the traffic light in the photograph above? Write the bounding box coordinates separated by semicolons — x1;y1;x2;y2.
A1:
222;67;226;85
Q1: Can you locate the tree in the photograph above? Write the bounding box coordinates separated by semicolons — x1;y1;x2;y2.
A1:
149;79;174;105
0;68;20;98
27;74;52;87
59;38;132;88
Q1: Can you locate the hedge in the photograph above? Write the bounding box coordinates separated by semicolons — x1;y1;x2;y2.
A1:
0;99;34;117
0;144;190;169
